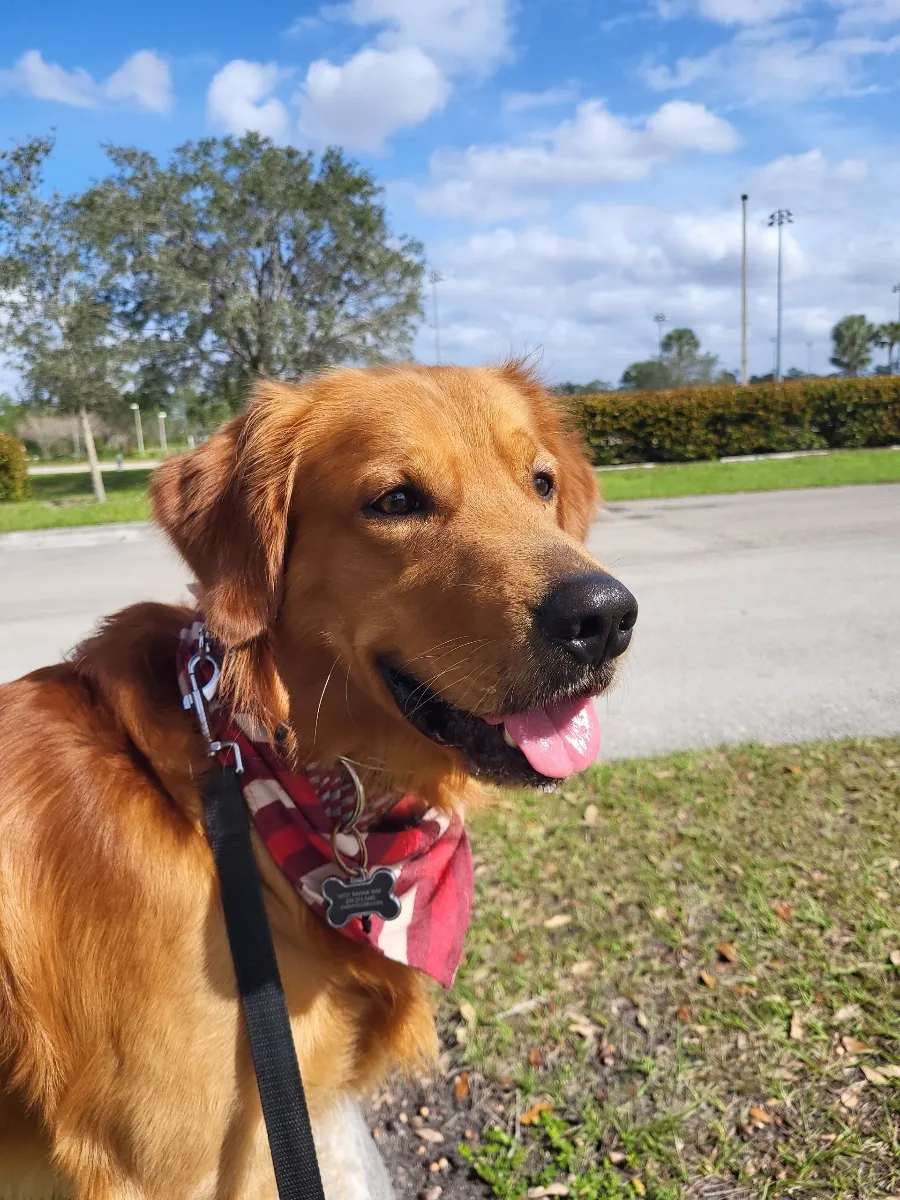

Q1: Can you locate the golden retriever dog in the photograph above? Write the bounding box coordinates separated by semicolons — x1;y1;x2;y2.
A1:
0;363;637;1198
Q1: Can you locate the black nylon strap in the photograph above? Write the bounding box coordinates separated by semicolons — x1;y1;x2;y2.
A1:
203;765;327;1200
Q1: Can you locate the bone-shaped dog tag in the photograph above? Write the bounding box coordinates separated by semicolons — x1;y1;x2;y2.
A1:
322;868;401;930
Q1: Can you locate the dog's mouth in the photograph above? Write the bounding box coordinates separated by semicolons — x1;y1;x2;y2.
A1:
379;661;603;788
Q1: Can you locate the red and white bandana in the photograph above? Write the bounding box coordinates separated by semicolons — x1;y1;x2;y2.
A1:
177;619;473;988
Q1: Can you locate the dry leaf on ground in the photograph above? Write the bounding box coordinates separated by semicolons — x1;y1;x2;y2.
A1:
840;1081;867;1108
458;1000;477;1027
890;950;900;966
630;1178;647;1196
772;901;794;922
789;1012;805;1041
862;1064;900;1084
419;1128;444;1143
570;960;595;977
498;996;548;1019
716;941;739;963
454;1073;470;1102
699;971;717;990
527;1186;570;1198
528;1047;544;1067
543;914;572;930
636;1010;650;1030
841;1036;871;1054
748;1105;774;1126
834;1004;863;1023
583;804;599;826
520;1100;553;1126
677;1005;693;1022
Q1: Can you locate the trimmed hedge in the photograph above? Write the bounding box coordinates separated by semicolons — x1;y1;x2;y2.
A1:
572;376;900;466
0;432;30;502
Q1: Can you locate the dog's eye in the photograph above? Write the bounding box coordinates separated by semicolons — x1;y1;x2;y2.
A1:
533;472;555;499
368;488;423;516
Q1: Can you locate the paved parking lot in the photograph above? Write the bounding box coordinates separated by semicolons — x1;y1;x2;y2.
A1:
2;484;899;758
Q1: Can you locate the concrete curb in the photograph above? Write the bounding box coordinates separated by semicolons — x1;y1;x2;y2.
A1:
0;522;156;551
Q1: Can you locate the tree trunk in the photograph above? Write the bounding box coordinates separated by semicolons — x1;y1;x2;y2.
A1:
79;405;106;503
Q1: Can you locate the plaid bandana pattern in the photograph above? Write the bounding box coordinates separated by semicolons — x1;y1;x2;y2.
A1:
177;619;473;988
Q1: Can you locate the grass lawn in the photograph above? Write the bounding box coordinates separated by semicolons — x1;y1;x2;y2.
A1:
599;448;900;503
0;469;152;533
2;448;900;533
420;739;900;1199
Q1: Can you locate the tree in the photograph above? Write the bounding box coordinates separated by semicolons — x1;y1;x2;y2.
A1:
77;134;425;407
0;137;121;500
830;315;877;377
555;380;614;396
874;321;900;376
620;327;726;390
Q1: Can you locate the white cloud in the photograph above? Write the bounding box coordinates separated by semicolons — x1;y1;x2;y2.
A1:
644;25;900;101
419;99;739;218
335;0;511;74
296;46;448;152
206;61;289;140
502;86;578;112
0;50;100;107
833;0;900;27
104;51;172;114
0;48;172;112
697;0;805;22
417;149;900;384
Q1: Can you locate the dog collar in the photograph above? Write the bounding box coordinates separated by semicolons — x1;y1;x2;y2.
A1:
176;618;473;988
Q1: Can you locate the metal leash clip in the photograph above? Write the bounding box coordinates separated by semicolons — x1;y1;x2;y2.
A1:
183;629;244;774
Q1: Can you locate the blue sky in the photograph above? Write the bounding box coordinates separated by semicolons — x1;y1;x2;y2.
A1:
2;0;900;385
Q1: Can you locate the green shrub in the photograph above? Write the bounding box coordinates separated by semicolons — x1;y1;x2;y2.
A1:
572;376;900;465
0;432;31;502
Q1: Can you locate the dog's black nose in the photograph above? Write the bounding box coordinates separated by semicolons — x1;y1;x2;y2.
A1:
535;572;638;666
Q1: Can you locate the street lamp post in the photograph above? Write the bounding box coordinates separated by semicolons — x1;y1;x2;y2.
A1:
158;411;168;456
768;209;793;383
654;313;667;360
429;269;443;364
741;194;749;386
130;402;145;456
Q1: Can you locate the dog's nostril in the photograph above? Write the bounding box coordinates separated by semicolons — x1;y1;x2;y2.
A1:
618;609;637;634
578;615;602;641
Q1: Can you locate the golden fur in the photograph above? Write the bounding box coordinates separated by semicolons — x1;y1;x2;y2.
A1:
0;364;604;1197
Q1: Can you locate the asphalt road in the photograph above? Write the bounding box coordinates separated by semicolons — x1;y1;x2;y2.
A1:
2;484;899;759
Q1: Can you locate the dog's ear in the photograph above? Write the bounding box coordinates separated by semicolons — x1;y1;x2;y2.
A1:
497;360;598;542
150;381;307;647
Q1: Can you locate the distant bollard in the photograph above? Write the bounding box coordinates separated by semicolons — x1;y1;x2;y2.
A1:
115;453;124;471
187;435;195;450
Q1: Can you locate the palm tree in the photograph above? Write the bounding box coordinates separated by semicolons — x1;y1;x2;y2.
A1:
830;315;877;377
875;321;900;375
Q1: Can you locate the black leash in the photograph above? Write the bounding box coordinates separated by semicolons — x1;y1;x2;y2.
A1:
203;763;327;1200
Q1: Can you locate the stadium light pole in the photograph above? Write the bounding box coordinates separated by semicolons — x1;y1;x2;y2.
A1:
768;209;793;383
429;269;443;364
654;313;667;360
741;194;749;386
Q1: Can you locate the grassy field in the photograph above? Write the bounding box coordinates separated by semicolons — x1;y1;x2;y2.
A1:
433;738;900;1199
2;449;900;533
0;469;152;533
599;449;900;503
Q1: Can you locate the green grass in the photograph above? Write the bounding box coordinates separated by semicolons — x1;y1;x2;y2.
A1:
599;448;900;502
0;469;152;533
2;447;900;534
447;738;900;1199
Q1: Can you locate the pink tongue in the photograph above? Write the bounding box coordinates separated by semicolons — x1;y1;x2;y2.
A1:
495;697;601;779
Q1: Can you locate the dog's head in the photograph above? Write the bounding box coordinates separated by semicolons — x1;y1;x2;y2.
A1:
152;364;636;795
